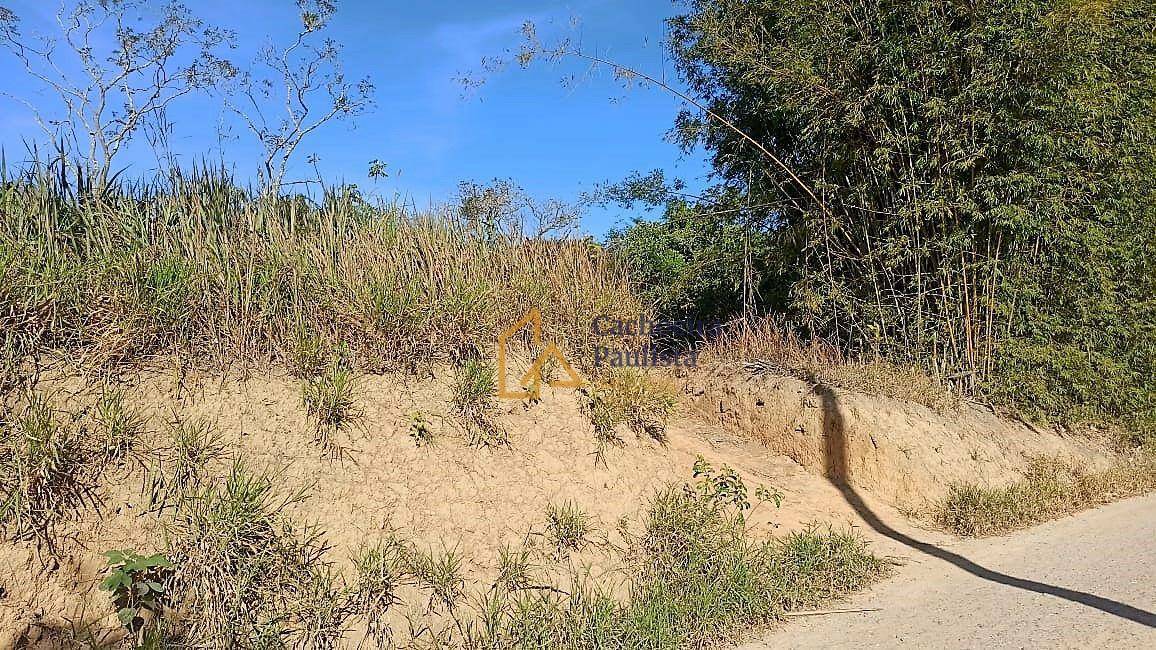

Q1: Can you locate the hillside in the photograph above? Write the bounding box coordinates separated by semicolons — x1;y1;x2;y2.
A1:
1;358;1132;648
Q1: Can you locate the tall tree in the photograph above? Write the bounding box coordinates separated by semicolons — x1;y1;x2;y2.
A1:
662;0;1155;428
222;0;373;196
0;0;237;188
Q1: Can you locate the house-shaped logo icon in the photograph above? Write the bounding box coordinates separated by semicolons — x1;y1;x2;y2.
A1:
497;308;585;399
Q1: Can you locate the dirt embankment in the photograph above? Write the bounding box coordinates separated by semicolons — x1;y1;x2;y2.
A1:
684;367;1111;508
0;364;1117;646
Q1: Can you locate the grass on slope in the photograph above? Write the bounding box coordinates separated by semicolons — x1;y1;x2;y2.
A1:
0;167;639;374
936;452;1156;537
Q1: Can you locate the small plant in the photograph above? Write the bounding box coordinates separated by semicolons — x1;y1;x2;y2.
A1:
582;369;679;464
351;538;411;646
99;549;172;633
692;456;750;511
145;416;226;510
408;544;467;611
755;484;785;509
302;359;360;448
692;456;784;516
94;388;146;462
544;501;591;558
0;395;92;543
290;328;329;379
453;358;496;411
408;411;435;447
495;543;533;590
452;358;507;447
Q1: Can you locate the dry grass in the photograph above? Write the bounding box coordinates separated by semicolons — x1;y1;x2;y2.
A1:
0;394;95;543
936;452;1156;537
0;167;640;377
702;316;958;410
582;368;680;464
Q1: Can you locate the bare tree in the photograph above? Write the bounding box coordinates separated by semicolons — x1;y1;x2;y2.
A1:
223;0;373;196
456;178;581;241
0;0;236;189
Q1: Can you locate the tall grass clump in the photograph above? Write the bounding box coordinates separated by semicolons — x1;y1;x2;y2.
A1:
0;163;641;372
936;453;1156;537
0;394;94;542
164;460;347;648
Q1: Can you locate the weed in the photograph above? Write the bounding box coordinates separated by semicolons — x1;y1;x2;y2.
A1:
165;459;345;648
350;538;412;647
582;369;679;463
289;328;328;379
0;168;641;374
448;464;886;648
302;359;360;448
936;453;1156;536
145;417;226;510
99;549;173;634
545;501;592;558
495;543;533;590
94;388;146;462
408;410;435;447
0;394;93;542
453;358;496;410
453;358;507;447
408;544;467;611
704;316;958;410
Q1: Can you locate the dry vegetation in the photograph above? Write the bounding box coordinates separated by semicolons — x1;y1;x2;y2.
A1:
0;167;639;376
0;171;894;648
935;452;1156;537
702;316;959;411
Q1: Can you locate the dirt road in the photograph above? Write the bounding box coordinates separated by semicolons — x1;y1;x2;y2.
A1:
747;493;1156;649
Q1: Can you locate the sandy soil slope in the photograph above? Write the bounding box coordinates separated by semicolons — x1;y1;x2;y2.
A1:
0;364;1119;646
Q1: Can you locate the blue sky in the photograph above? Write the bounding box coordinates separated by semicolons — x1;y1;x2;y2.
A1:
0;0;710;236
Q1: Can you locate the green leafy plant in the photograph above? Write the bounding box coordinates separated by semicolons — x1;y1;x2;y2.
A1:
693;456;784;515
692;456;750;511
99;549;172;632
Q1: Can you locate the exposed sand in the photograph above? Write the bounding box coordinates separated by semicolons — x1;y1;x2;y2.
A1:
0;364;1116;647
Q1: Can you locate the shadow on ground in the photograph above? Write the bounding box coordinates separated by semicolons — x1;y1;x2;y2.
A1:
814;383;1156;628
